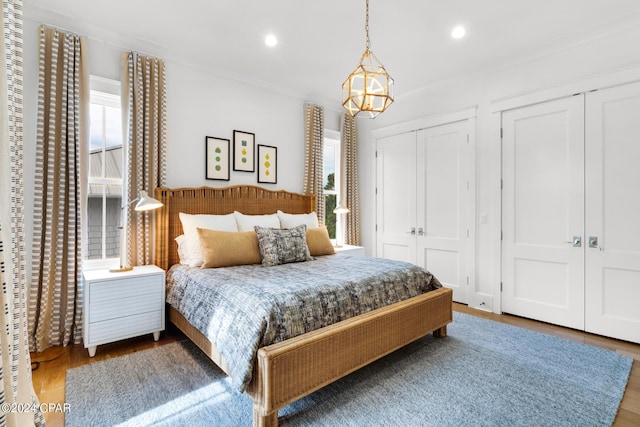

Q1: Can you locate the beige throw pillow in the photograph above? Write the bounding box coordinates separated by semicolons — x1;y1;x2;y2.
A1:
197;228;262;268
306;226;335;256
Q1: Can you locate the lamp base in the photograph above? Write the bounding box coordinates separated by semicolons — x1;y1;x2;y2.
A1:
109;266;134;273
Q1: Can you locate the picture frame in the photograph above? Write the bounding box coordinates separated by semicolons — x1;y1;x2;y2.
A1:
233;130;255;172
205;136;230;181
257;144;277;184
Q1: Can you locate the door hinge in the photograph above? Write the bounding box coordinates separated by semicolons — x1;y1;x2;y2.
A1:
375;224;378;231
500;282;503;292
466;276;469;286
467;229;469;238
500;179;503;190
500;128;503;138
467;134;469;143
375;187;378;195
375;150;378;158
500;230;503;241
467;181;469;191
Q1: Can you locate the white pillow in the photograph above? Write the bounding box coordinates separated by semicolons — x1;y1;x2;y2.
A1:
234;211;280;231
277;210;319;229
175;234;188;265
178;212;238;267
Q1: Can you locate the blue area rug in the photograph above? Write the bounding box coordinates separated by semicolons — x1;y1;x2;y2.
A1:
65;312;632;426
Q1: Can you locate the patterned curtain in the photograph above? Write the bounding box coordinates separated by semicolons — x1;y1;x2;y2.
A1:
30;25;89;353
1;2;45;425
303;103;325;223
341;113;361;245
121;52;167;267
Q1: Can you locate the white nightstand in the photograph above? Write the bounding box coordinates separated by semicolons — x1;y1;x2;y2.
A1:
82;265;165;357
334;244;365;257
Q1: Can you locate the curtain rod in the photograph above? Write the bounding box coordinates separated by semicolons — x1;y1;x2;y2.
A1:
39;23;161;60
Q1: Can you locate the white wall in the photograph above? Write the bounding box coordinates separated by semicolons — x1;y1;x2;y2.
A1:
22;9;343;275
23;16;343;190
361;24;640;311
165;64;300;189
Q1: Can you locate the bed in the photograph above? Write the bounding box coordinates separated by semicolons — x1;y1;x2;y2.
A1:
154;185;453;427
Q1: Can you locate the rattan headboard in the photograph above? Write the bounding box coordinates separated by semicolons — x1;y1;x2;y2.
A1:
154;185;316;270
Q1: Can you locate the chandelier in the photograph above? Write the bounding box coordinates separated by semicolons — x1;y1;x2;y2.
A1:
342;0;394;119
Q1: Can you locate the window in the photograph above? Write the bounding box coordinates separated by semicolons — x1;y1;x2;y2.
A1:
85;77;123;268
323;130;341;240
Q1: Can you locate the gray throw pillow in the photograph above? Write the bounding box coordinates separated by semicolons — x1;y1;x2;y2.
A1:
254;224;313;266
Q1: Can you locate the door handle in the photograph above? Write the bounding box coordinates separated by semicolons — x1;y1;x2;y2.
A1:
407;227;416;235
564;236;581;247
418;227;424;236
588;236;603;251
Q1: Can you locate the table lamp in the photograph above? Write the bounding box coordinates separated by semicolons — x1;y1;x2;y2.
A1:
110;191;163;272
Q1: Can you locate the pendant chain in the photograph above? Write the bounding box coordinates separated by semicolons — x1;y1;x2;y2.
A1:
365;0;371;51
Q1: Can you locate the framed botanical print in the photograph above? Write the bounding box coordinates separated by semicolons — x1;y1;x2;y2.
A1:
257;144;277;184
233;130;255;172
205;136;230;181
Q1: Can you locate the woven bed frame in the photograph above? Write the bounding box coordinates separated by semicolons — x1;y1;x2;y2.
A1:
155;185;453;427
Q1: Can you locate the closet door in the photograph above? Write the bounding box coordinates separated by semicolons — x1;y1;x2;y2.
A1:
375;132;417;264
501;95;585;329
585;82;640;343
416;121;469;304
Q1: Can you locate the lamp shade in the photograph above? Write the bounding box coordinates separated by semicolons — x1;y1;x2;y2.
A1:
333;205;350;215
134;191;163;211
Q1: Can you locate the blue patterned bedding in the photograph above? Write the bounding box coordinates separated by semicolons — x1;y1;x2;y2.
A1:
166;254;441;392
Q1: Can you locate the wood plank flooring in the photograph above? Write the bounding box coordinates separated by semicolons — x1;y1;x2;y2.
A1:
31;303;640;427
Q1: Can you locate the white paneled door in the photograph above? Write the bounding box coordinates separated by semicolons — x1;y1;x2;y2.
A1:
376;120;471;304
376;132;417;264
502;95;586;330
585;82;640;343
416;122;469;304
502;82;640;343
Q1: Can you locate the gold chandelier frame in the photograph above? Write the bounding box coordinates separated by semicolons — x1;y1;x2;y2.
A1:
342;0;394;118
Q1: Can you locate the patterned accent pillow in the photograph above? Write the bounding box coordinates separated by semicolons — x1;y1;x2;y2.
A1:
254;225;314;266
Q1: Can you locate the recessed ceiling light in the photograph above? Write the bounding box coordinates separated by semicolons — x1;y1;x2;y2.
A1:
265;34;278;47
451;26;466;39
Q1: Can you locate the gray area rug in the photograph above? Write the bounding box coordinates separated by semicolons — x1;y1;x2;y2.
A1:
65;312;632;426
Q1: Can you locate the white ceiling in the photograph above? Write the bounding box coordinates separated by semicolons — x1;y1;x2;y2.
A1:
27;0;640;110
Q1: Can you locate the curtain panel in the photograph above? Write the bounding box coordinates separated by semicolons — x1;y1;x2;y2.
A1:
1;2;45;425
121;52;167;267
30;25;89;353
303;104;325;223
340;113;361;245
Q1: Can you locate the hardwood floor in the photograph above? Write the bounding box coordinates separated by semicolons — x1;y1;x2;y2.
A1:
31;304;640;427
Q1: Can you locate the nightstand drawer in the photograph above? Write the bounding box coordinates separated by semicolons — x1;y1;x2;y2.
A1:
88;310;163;344
90;275;162;303
89;291;164;322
